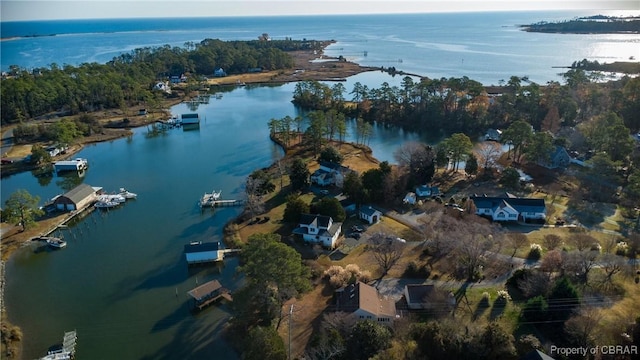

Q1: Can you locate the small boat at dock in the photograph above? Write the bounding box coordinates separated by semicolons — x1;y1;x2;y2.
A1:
118;188;137;199
47;237;67;249
98;194;126;203
94;200;119;209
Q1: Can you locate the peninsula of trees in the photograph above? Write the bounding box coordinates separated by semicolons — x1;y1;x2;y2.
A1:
521;15;640;34
0;38;324;124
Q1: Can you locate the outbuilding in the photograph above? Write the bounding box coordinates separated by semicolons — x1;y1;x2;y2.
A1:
184;242;222;265
53;183;98;211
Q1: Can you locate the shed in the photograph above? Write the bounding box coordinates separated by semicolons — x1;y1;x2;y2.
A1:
184;242;222;265
359;206;382;224
53;183;98;211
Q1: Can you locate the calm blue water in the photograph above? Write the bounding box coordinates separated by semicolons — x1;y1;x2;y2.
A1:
2;11;639;85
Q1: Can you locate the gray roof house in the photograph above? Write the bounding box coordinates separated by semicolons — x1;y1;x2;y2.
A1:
540;146;571;169
470;194;546;222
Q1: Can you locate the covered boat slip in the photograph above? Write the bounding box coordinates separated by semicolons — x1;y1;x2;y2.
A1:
187;279;232;311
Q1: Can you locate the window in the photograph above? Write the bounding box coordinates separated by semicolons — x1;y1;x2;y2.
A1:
509;214;517;218
497;212;505;218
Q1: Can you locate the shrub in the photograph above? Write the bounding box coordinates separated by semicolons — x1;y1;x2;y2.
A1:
495;290;511;307
527;243;542;260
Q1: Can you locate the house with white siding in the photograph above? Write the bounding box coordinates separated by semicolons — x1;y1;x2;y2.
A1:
470;194;546;222
292;214;342;249
310;161;354;188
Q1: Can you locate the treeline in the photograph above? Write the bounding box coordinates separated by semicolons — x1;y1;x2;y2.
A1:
570;59;640;74
0;39;320;124
293;74;640;136
522;18;640;33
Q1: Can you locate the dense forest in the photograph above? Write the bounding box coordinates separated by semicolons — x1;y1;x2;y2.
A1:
522;16;640;33
0;38;325;124
292;72;640;136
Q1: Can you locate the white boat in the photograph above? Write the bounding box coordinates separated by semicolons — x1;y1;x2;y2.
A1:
94;200;119;209
46;237;67;249
199;190;222;207
98;194;126;203
118;188;137;199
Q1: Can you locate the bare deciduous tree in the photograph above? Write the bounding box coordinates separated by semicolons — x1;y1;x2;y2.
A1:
539;249;564;278
508;233;528;258
570;233;598;251
564;250;599;283
564;307;603;348
475;141;502;172
599;253;627;286
518;270;552;298
369;232;405;276
244;176;265;220
543;234;563;250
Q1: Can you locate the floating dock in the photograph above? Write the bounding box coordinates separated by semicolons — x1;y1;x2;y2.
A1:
199;190;244;208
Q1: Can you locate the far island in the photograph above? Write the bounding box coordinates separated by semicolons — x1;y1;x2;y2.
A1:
521;14;640;34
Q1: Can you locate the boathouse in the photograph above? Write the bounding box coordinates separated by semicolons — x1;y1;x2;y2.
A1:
187;279;232;310
54;158;88;173
53;183;99;211
184;242;222;265
181;113;200;124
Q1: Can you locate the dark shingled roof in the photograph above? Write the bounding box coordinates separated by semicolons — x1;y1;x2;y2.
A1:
181;113;199;119
471;196;545;213
299;214;332;228
184;242;219;254
405;284;436;305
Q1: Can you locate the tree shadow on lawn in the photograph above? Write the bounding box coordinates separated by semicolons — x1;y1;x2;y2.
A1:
566;199;617;228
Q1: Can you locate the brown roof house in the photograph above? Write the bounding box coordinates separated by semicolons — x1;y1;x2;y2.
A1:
53;183;99;211
334;282;396;326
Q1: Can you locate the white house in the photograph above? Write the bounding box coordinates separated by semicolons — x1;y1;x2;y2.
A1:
415;184;439;198
54;158;88;173
470;194;546;222
292;214;342;249
359;206;382;224
334;282;396;326
310;161;354;188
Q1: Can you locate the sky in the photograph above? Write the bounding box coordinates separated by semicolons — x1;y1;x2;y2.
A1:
1;0;638;21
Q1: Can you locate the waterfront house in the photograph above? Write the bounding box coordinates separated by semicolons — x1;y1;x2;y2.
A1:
359;206;382;225
470;194;546;222
310;161;355;188
334;282;396;326
53;183;99;211
184;242;223;265
292;214;342;249
214;68;227;77
415;184;439;198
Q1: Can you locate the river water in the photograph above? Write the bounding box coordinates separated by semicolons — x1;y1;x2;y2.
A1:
1;73;422;360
